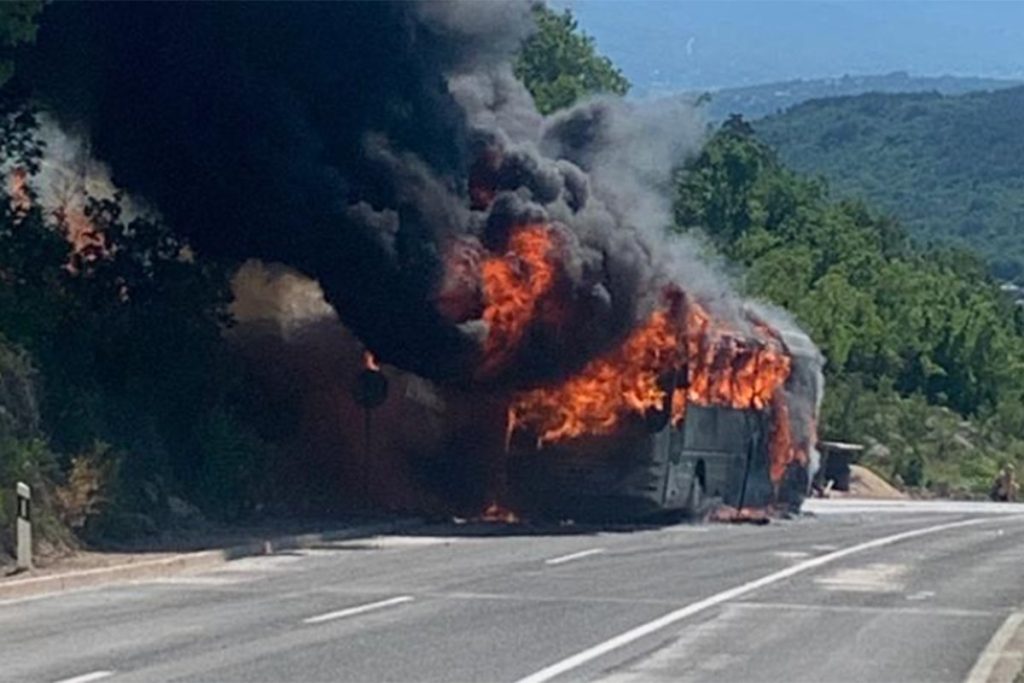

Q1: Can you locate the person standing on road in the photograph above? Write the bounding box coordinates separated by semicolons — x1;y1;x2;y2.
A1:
990;463;1019;502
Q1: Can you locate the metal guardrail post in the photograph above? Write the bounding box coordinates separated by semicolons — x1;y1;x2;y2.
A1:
16;481;32;571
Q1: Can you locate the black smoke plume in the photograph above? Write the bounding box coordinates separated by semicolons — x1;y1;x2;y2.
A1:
21;1;708;388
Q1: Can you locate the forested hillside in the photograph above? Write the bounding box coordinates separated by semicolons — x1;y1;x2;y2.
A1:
695;72;1019;122
755;87;1024;281
519;8;1024;496
675;117;1024;493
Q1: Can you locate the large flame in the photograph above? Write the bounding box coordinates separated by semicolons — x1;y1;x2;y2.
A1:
457;155;815;495
680;304;792;415
478;223;559;376
508;290;800;484
508;304;684;444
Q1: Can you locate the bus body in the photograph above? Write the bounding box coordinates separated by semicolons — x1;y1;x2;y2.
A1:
508;404;772;520
507;333;822;521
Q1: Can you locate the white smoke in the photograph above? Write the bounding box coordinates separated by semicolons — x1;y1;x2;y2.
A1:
229;260;336;339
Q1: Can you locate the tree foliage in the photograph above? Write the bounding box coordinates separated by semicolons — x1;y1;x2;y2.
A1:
514;5;629;115
755;87;1024;281
0;1;42;86
676;121;1024;492
513;4;1024;495
0;92;270;559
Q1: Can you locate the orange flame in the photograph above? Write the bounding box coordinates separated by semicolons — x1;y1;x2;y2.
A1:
478;223;558;376
454;146;813;491
478;501;520;523
768;393;794;483
709;505;771;524
509;308;684;444
7;169;107;267
8;167;30;215
61;209;105;260
508;292;797;483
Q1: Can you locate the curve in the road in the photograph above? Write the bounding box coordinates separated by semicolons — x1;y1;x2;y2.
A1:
515;514;1024;683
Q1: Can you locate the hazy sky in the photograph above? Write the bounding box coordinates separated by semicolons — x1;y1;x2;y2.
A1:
555;1;1024;94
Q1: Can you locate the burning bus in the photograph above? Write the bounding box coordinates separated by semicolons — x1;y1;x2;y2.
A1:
501;289;824;521
22;3;827;523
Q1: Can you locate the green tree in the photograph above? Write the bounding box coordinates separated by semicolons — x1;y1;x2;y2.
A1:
0;1;43;87
0;93;273;546
754;87;1024;283
674;119;1024;492
515;5;630;115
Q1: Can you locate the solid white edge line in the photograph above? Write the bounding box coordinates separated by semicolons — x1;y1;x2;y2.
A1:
964;610;1024;683
302;595;413;624
516;515;1024;683
52;671;115;683
545;548;606;565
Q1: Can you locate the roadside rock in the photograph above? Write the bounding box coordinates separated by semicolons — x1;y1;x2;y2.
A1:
846;464;907;499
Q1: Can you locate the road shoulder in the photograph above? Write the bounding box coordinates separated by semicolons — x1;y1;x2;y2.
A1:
966;610;1024;683
0;517;422;601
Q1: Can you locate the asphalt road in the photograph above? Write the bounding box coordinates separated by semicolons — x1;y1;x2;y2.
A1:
3;499;1023;683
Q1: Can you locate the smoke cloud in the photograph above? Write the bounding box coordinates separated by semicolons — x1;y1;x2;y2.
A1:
11;0;828;515
20;0;723;389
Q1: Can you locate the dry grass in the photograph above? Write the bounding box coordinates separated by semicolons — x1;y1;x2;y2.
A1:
54;451;113;529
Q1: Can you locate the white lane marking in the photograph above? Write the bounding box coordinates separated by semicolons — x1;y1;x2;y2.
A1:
804;499;1024;516
964;610;1024;683
815;562;908;593
906;590;936;601
731;600;995;618
53;672;115;683
773;551;811;560
545;548;606;565
516;515;1023;683
302;595;413;624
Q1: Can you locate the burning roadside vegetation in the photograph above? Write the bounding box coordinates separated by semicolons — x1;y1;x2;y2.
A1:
8;0;823;525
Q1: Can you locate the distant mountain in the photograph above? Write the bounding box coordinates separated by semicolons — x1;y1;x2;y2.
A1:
753;86;1024;280
694;72;1020;122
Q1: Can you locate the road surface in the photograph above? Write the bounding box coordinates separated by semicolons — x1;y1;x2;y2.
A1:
2;499;1023;683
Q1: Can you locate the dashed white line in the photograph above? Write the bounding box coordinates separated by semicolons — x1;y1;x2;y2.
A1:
53;671;115;683
732;600;994;618
545;548;606;565
516;515;1022;683
906;590;936;601
773;550;811;560
302;595;413;624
